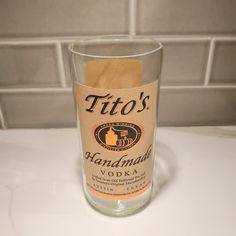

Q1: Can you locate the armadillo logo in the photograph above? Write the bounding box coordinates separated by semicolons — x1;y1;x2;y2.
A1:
94;122;142;151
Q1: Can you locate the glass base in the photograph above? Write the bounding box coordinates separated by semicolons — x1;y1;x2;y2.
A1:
83;181;153;217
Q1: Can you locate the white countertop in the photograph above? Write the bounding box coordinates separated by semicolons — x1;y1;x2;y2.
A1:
0;127;236;236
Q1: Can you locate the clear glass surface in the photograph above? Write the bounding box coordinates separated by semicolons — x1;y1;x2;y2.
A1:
69;36;163;216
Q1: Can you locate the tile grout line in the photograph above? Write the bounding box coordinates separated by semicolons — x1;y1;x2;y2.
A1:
204;39;215;86
129;0;137;36
0;103;6;129
214;37;236;41
0;35;235;45
56;42;67;88
138;35;236;41
0;85;236;94
0;88;72;93
160;85;236;90
0;40;57;45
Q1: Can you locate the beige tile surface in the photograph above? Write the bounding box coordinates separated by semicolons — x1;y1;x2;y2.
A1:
0;45;60;88
160;41;209;85
137;0;236;34
211;41;236;84
158;89;236;126
64;41;209;86
0;0;128;37
1;88;235;128
1;92;76;128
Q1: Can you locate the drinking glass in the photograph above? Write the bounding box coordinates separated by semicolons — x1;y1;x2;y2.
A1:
69;36;163;216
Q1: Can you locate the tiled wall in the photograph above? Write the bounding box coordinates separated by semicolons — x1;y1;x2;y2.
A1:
0;0;235;128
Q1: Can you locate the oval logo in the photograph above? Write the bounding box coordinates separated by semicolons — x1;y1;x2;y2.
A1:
94;122;142;151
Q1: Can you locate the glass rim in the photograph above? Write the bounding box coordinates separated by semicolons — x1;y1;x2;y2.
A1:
68;36;163;59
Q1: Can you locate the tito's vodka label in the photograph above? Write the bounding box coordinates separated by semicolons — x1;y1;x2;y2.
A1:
75;80;157;200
